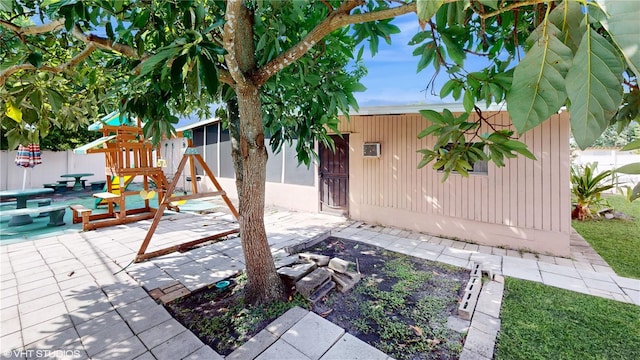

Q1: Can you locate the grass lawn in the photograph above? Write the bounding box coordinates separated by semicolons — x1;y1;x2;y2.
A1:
572;194;640;279
495;278;640;360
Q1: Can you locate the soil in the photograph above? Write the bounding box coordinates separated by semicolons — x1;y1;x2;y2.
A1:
165;237;470;359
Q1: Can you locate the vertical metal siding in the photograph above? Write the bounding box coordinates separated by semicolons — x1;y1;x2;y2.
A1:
342;111;570;234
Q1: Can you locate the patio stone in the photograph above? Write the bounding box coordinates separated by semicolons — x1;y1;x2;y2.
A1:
265;306;308;337
138;318;187;350
24;326;80;351
0;331;23;352
116;297;172;334
254;339;311;360
150;330;204;360
464;327;495;359
320;333;388;360
20;302;68;329
227;329;278;360
281;312;344;360
81;321;135;357
541;271;588;292
22;314;74;347
17;292;63;315
183;346;224;360
75;310;123;337
93;336;147;360
583;277;625;294
435;254;470;268
538;262;581;278
459;349;491;360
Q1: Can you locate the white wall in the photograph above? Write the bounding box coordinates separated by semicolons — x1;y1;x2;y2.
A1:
0;150;106;190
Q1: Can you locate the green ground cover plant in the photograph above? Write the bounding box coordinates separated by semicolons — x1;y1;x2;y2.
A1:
495;278;640;360
572;194;640;278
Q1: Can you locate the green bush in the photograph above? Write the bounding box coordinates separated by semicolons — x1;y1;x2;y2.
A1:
570;162;614;220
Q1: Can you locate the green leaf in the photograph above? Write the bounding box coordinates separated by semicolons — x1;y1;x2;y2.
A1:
621;139;640;151
409;31;432;46
105;22;114;39
0;0;13;12
47;89;64;112
507;23;572;134
463;89;474;113
139;47;179;77
548;0;584;54
566;28;624;149
630;183;640;202
477;0;498;9
615;163;640;175
416;41;436;73
417;0;444;21
598;0;640;77
440;32;465;66
420;109;445;125
26;52;43;68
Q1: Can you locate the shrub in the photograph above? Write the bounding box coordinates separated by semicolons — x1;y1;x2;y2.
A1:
570;162;614;220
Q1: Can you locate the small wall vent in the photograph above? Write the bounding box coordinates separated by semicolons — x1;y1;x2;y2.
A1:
363;143;381;157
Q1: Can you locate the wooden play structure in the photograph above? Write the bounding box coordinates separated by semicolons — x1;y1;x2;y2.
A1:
72;113;239;262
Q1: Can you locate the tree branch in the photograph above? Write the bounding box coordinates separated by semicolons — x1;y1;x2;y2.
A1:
223;0;248;88
0;43;97;86
480;0;549;19
71;27;141;59
0;18;65;36
253;1;418;85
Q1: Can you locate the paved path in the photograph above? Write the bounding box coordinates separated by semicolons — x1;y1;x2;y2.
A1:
1;207;638;359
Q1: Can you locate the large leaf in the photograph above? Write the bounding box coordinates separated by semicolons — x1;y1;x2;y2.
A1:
615;163;640;175
416;0;444;21
5;100;23;123
548;0;584;54
507;23;572;133
566;28;624;149
598;0;640;77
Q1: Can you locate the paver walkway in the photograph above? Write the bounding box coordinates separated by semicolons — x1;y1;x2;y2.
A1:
1;205;639;359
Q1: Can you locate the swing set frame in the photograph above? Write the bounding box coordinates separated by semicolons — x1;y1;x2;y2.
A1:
72;122;239;262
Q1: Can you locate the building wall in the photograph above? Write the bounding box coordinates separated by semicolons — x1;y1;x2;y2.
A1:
340;111;572;256
181;122;319;213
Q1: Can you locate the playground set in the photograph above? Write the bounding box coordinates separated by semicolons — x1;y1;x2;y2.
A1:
72;112;239;262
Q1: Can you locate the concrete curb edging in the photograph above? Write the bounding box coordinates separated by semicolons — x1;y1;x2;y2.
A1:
459;275;505;360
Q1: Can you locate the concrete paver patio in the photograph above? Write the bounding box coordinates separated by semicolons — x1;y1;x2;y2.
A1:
1;204;639;359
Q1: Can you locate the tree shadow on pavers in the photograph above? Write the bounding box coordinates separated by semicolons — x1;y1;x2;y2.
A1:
10;281;152;360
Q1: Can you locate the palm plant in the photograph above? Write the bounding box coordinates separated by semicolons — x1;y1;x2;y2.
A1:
570;162;614;220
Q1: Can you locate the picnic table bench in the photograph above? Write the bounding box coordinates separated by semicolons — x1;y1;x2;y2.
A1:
1;203;69;226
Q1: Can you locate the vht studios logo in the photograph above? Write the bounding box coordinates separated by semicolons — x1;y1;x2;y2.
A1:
3;349;82;359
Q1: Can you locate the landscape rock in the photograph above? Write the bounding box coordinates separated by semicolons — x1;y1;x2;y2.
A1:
296;268;332;298
298;252;330;267
328;258;351;273
274;255;301;269
308;281;336;303
277;262;316;282
331;271;361;293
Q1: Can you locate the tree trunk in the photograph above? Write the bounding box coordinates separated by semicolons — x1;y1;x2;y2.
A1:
223;0;284;304
235;85;285;304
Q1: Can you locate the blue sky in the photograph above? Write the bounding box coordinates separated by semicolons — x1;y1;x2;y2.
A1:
179;13;455;126
355;13;445;107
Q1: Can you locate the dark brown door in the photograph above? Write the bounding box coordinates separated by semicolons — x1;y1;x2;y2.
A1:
319;134;349;215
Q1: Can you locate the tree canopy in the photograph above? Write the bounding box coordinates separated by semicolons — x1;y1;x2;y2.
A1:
1;0;639;304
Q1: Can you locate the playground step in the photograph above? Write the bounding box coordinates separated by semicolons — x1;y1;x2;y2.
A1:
93;192;120;199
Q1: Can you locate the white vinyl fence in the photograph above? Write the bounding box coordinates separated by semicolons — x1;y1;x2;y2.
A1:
573;148;640;190
1;150;106;191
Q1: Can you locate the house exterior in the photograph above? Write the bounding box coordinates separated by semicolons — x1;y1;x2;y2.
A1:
178;104;572;256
